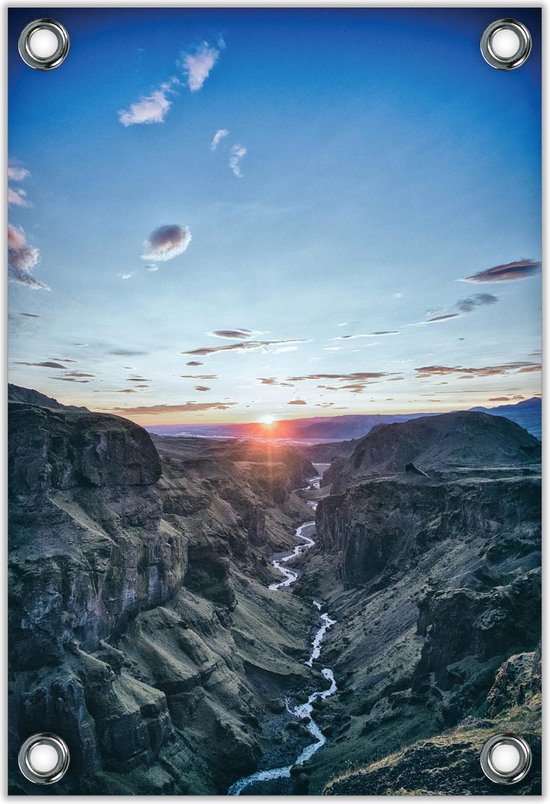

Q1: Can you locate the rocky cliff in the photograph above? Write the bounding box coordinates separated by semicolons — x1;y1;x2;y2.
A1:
8;403;317;795
294;412;541;794
328;410;540;492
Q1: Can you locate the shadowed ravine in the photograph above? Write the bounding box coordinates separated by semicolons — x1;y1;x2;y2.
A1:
228;475;337;796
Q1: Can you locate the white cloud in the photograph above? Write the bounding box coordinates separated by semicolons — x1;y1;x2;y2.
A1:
8;224;48;290
211;128;229;151
146;264;159;272
8;166;30;181
183;42;220;91
119;272;134;280
119;79;178;127
142;224;192;262
8;187;32;207
229;144;247;177
119;41;222;127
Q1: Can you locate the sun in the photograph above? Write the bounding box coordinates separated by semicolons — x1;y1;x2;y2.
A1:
259;414;276;426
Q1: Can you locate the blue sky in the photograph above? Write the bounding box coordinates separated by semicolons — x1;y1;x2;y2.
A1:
8;8;541;425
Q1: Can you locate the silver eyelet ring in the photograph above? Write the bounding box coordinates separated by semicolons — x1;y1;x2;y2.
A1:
480;19;532;71
18;733;70;785
480;733;532;785
18;19;70;71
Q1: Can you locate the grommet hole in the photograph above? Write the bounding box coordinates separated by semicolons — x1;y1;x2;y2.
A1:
480;19;532;71
27;742;60;775
18;19;70;71
489;28;521;60
27;27;60;61
480;733;532;785
490;742;521;774
18;733;70;784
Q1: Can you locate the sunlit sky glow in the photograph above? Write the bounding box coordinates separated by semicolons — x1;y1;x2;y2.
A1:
8;8;541;426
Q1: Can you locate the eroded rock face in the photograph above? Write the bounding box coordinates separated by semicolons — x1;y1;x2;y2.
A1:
9;404;161;494
9;404;187;786
300;414;541;795
9;403;314;795
330;411;540;491
325;647;542;795
316;475;541;588
9;405;182;658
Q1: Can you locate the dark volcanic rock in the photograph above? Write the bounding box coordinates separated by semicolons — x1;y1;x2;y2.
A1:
9;402;161;493
415;568;541;682
316;474;541;588
9;401;314;795
325;724;541;795
303;413;541;795
331;411;540;490
8;382;89;411
486;646;541;717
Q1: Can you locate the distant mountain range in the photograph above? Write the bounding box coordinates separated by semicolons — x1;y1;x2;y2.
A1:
471;397;541;440
146;397;541;442
7;384;541;442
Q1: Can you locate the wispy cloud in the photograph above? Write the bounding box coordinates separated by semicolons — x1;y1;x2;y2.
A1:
229;144;247;177
119;272;134;280
180;374;217;380
119;41;221;127
186;360;203;366
8;187;32;207
8;163;32;207
288;371;393;382
424;293;497;324
183;42;221;91
287;399;307;405
455;293;497;313
210;329;255;339
415;361;541;379
195;385;210;392
182;338;306;356
8;224;48;290
146;264;158;272
8;165;30;182
109;348;148;356
15;360;66;369
463;259;541;283
332;330;399;340
52;376;91;383
142;224;192;262
425;313;460;323
211;128;229;151
119;79;178;127
107;401;237;415
257;377;294;387
287;371;402;395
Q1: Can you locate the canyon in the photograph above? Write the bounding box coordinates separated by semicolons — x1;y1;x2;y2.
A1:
8;388;541;795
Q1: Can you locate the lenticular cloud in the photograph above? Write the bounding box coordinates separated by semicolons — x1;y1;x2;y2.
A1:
142;225;192;262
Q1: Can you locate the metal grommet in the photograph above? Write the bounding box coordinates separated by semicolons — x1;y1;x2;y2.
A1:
480;733;532;785
18;733;70;785
480;19;532;71
18;19;70;71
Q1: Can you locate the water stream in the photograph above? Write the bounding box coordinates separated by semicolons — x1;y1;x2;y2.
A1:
228;471;336;796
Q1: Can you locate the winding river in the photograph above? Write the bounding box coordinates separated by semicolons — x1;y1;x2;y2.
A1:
228;470;336;796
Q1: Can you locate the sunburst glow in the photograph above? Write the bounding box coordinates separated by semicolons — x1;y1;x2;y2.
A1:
259;414;276;426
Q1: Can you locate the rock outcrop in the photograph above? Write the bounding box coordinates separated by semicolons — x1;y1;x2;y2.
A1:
8;382;89;411
8;403;316;795
329;411;540;491
295;412;541;794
